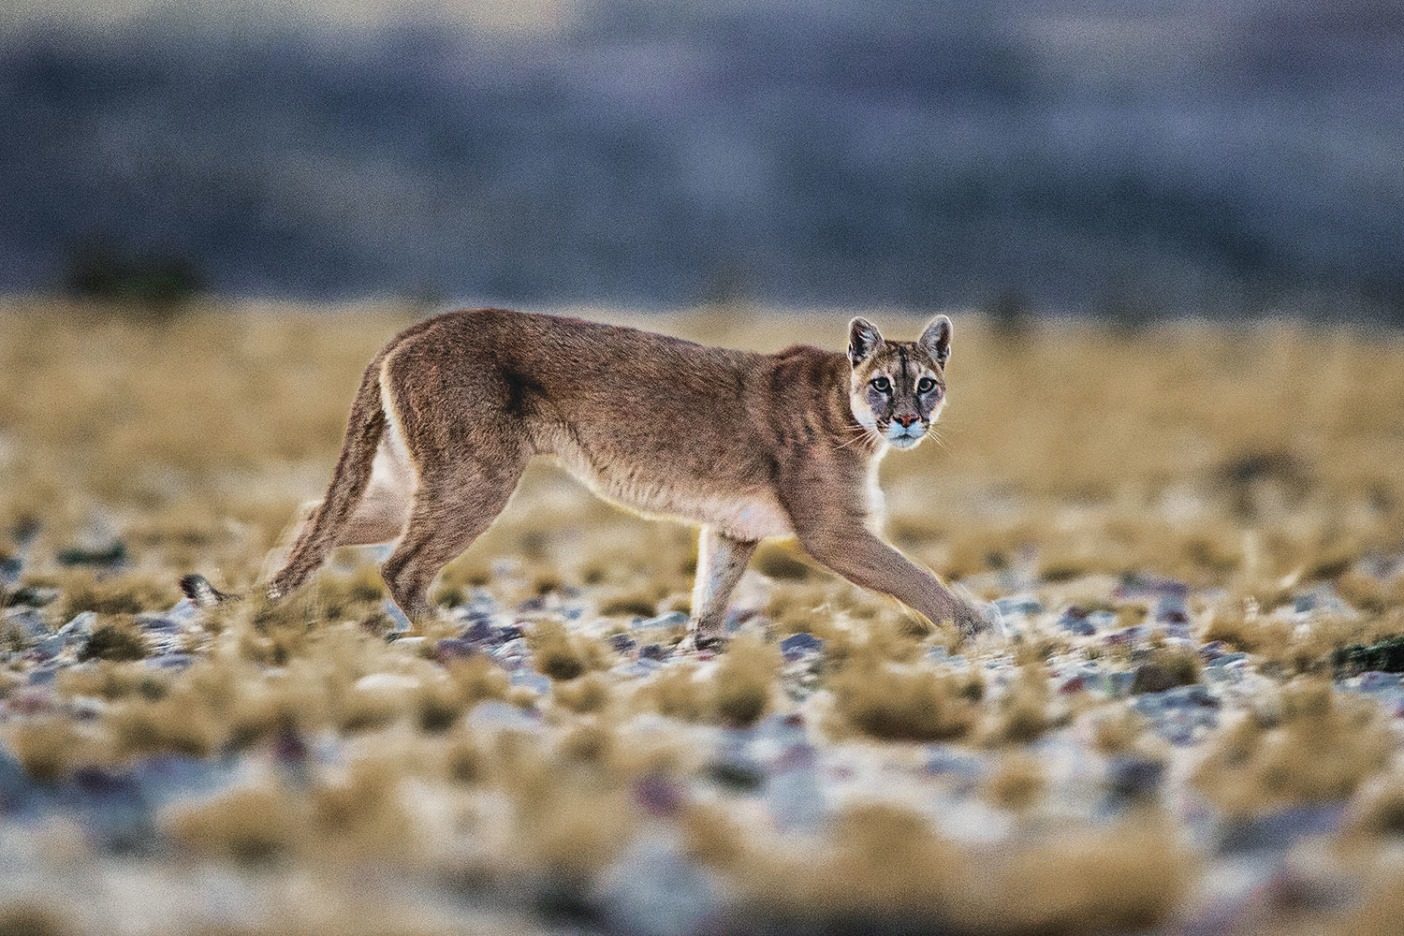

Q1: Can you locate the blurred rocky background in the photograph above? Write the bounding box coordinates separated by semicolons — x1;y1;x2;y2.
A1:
2;0;1401;321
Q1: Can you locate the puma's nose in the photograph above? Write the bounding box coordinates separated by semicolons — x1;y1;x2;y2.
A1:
894;413;919;428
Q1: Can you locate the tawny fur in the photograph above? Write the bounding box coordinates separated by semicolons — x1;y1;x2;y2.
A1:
188;309;992;643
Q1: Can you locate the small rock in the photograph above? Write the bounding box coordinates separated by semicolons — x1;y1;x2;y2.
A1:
635;773;685;817
1218;804;1345;854
634;611;689;633
492;637;530;668
1131;662;1180;694
1356;671;1401;694
609;633;637;653
995;595;1043;616
1106;756;1164;800
597;835;722;936
924;747;985;782
0;744;34;811
467;699;539;731
0;555;21;586
56;541;127;568
779;632;824;661
58;611;96;642
1109;671;1136;696
136;614;181;633
434;638;476;662
1058;613;1096;636
704;750;766;791
767;742;825;831
614;658;665;678
639;643;667;661
31;634;64;661
461;618;497;644
510;669;551;694
27;665;59;686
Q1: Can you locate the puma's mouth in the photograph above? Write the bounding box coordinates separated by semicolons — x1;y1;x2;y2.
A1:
885;424;926;449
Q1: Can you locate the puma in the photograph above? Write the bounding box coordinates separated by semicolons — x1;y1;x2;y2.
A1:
183;309;996;646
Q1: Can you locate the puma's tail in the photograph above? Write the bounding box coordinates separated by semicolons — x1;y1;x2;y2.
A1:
178;356;385;609
261;355;388;602
179;573;238;608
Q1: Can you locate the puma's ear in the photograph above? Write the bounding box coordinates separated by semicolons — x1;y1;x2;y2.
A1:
848;317;884;365
919;314;952;366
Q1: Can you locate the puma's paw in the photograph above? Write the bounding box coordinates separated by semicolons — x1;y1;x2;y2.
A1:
677;630;728;655
950;588;1007;640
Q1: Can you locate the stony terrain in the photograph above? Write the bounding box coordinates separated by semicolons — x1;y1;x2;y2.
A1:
1;300;1403;935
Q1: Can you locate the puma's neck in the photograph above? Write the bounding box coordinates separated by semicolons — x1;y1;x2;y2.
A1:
767;346;880;457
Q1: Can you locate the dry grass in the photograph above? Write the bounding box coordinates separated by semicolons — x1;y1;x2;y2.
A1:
1;298;1403;934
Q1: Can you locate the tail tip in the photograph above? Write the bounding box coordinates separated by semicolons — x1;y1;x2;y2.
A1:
180;573;232;608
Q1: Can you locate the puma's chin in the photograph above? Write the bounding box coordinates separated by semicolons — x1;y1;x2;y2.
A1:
887;432;924;451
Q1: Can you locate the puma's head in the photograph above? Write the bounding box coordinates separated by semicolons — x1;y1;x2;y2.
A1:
846;315;951;450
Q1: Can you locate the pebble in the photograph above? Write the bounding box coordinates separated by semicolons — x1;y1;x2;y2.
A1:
58;611;96;643
434;638;476;662
30;634;64;661
609;632;637;653
767;742;825;831
0;555;21;586
460;618;498;644
597;835;722;936
1106;756;1164;800
1355;671;1401;694
995;595;1043;616
635;773;685;817
0;745;34;812
492;637;530;669
634;610;689;633
511;669;551;694
614;658;665;678
467;700;540;731
924;747;986;784
1218;804;1345;854
136;614;182;633
704;748;767;791
1058;612;1096;636
56;540;128;568
639;643;667;661
1131;662;1180;694
779;632;824;661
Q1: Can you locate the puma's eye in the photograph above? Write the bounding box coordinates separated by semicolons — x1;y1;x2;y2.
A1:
871;376;892;393
917;377;937;394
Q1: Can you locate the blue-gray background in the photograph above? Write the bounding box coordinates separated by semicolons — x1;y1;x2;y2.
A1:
3;0;1401;320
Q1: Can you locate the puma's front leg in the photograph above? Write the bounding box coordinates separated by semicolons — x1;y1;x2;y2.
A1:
797;525;989;637
685;527;758;649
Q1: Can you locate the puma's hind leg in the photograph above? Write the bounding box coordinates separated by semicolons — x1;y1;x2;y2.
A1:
258;483;411;583
380;456;526;622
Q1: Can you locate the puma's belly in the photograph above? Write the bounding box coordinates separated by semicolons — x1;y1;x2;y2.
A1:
550;444;791;541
